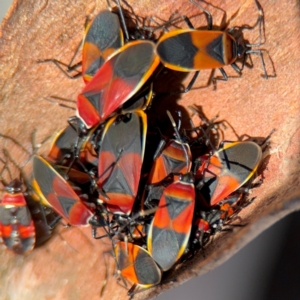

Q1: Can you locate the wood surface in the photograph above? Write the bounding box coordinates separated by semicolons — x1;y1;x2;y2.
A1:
0;0;299;299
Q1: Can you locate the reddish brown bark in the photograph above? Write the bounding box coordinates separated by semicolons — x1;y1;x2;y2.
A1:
0;0;299;299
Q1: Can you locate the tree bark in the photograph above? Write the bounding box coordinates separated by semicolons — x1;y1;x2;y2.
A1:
0;0;299;299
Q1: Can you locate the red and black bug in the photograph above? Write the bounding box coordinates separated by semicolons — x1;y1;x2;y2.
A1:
0;180;59;253
97;111;147;215
193;193;247;250
77;40;159;128
195;141;263;206
146;112;195;271
32;154;113;238
37;8;124;82
0;178;35;255
47;118;100;168
144;111;192;204
0;139;60;254
147;138;192;185
82;9;124;83
47;124;79;164
155;0;274;89
193;211;215;249
32;155;95;226
147;172;195;271
114;241;162;295
37;0;154;81
81;0;154;81
191;138;267;249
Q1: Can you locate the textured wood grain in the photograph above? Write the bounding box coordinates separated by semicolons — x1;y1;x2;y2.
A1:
0;0;299;299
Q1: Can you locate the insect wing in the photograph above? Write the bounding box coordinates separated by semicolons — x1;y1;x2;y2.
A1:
148;139;192;184
147;179;195;271
32;155;93;226
98;111;147;215
82;10;124;83
204;142;262;206
47;125;78;164
156;29;236;71
114;241;161;288
77;40;159;128
0;192;35;254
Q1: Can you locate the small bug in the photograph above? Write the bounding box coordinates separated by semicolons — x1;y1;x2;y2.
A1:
32;155;95;226
114;241;162;295
37;8;124;81
47;118;100;168
148;138;192;185
147;172;195;271
146;110;192;184
0;141;59;254
77;40;159;128
0;178;35;255
82;9;124;83
195;141;263;206
155;0;274;89
193;193;246;250
97;111;147;215
146;112;195;271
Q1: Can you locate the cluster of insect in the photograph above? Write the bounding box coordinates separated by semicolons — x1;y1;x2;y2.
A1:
0;0;275;297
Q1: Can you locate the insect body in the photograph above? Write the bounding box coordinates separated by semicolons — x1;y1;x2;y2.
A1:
0;179;35;254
